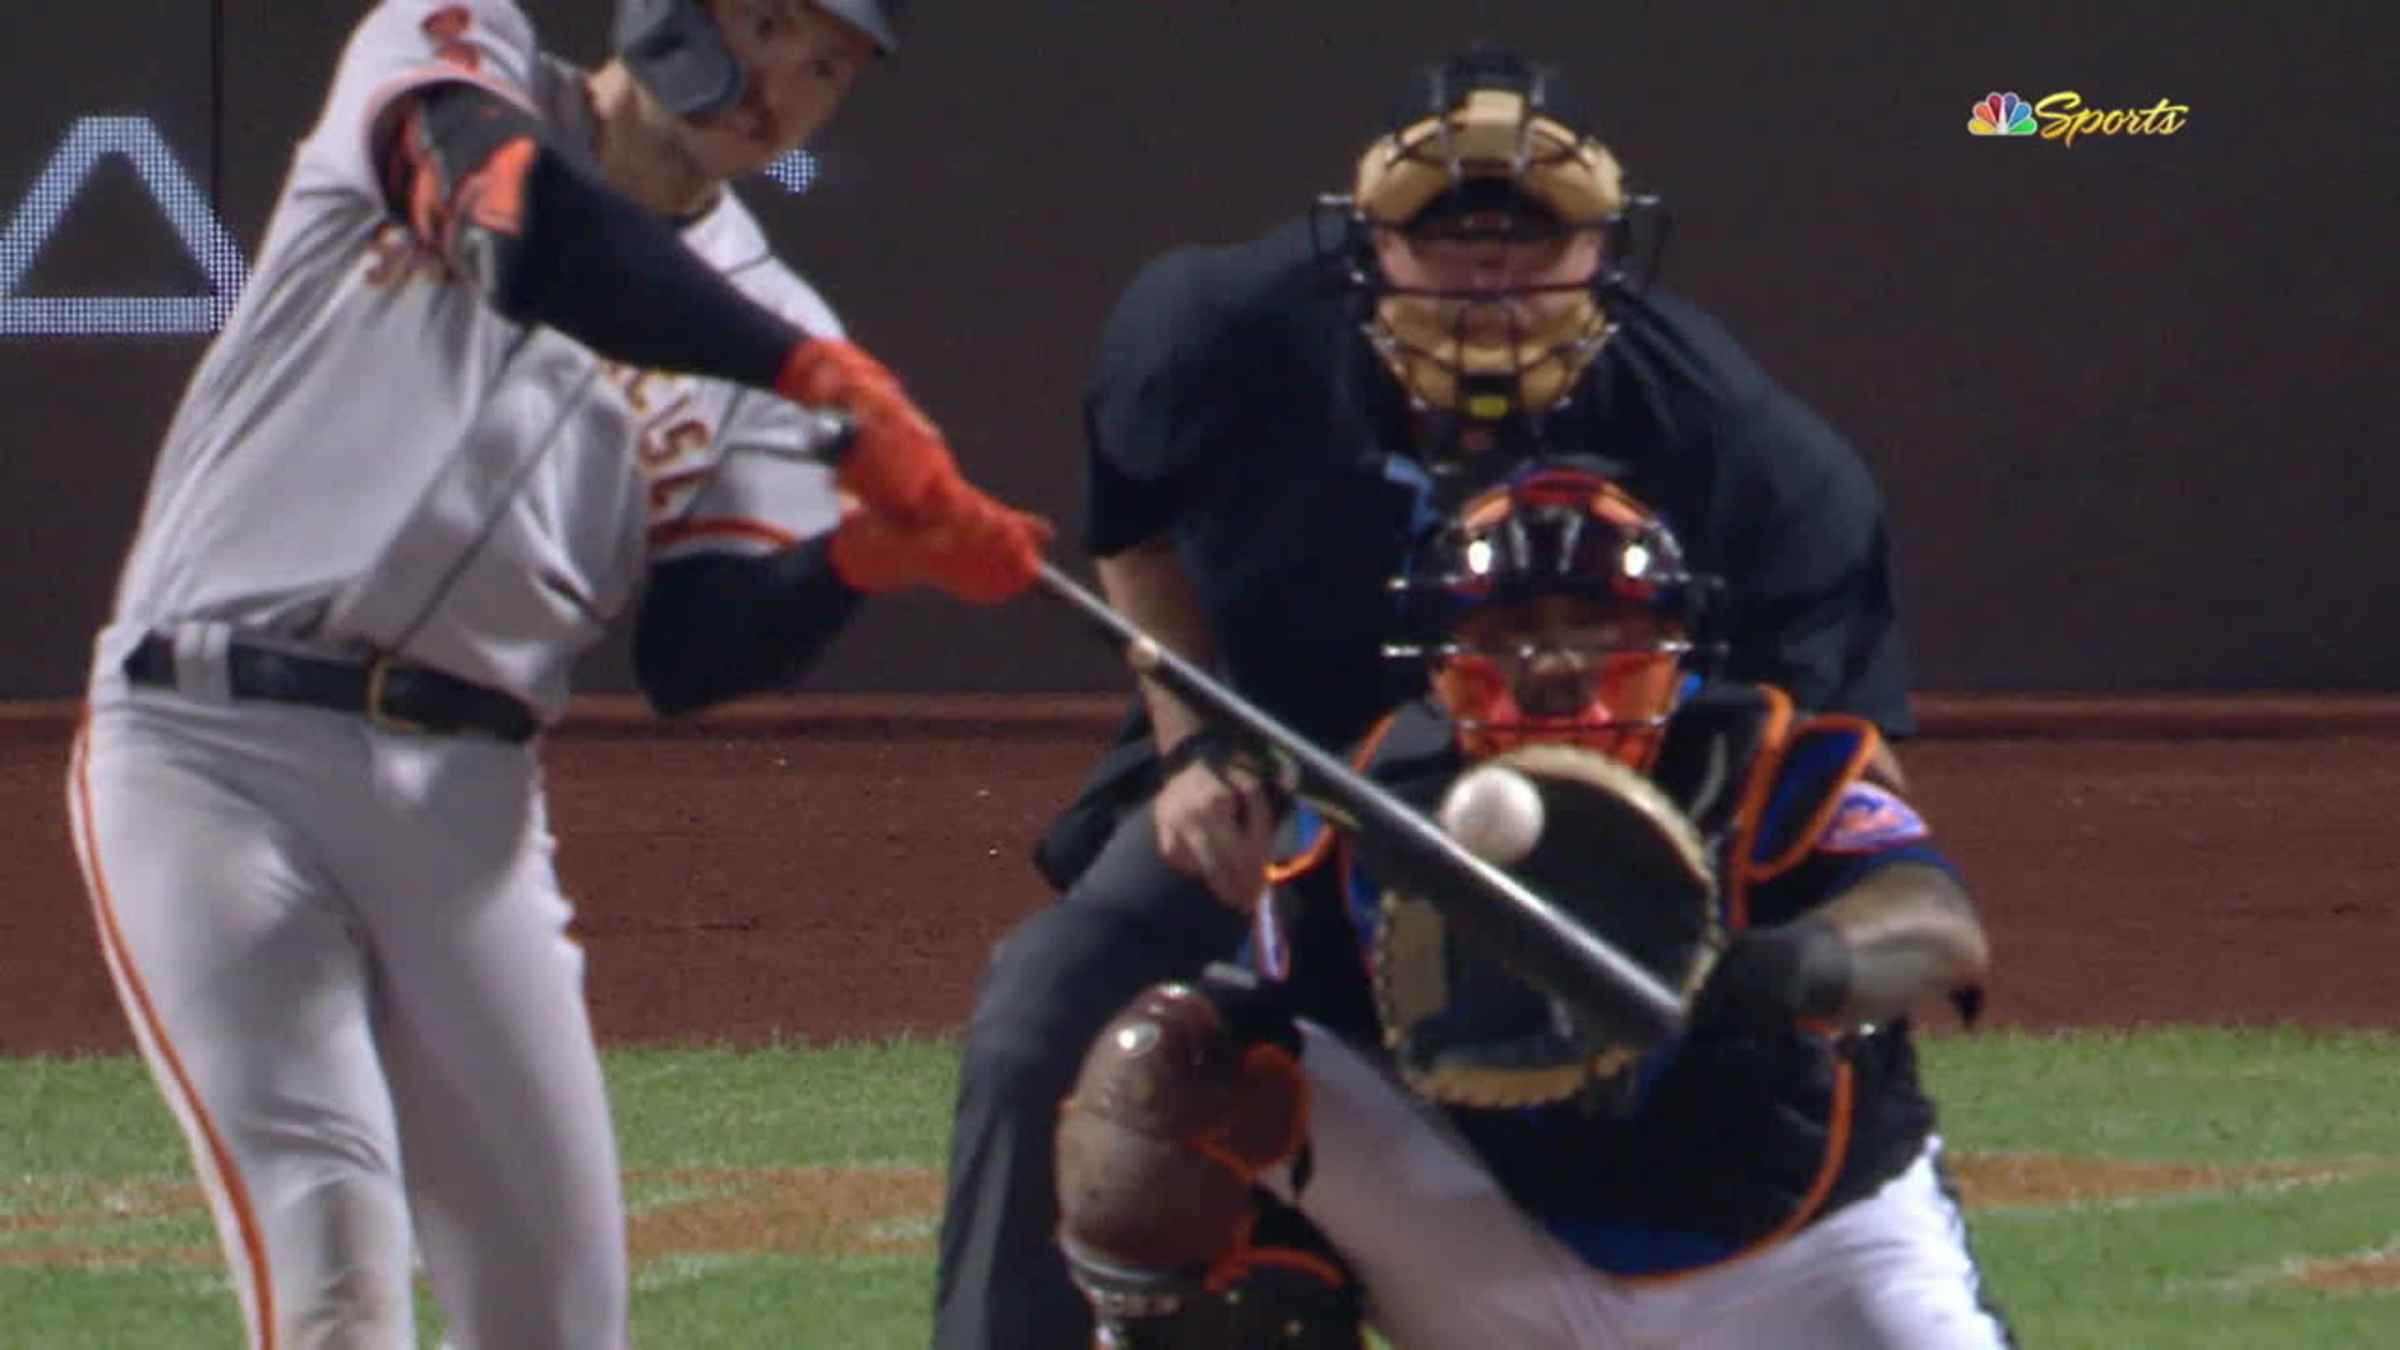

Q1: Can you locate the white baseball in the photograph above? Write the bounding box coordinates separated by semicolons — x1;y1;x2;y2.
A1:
1438;765;1546;867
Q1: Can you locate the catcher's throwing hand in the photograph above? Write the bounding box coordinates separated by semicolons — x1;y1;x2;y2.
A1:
1687;917;1854;1036
828;493;1054;603
1154;756;1278;911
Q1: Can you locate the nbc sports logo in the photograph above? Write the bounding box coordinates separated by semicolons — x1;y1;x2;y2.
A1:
1969;92;2036;136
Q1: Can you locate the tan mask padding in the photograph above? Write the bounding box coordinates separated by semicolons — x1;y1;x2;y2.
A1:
1369;295;1609;420
1353;90;1628;417
1354;90;1626;227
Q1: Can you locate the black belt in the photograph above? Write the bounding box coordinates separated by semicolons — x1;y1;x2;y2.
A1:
122;634;539;744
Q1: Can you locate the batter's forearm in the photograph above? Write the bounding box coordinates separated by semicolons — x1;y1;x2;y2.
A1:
381;83;809;391
1095;539;1218;755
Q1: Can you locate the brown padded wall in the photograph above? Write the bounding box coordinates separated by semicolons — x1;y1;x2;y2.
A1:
0;2;2390;695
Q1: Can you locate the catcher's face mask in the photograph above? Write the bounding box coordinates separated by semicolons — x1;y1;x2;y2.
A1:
1318;49;1667;441
1392;466;1709;766
1436;598;1689;767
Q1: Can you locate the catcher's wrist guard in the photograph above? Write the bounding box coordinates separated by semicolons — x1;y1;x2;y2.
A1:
1158;727;1237;780
1058;967;1358;1347
1692;915;1854;1035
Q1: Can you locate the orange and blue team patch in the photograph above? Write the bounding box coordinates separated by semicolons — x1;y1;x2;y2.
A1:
1815;782;1930;854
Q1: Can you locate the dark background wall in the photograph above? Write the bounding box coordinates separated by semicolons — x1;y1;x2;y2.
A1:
1;1;2391;696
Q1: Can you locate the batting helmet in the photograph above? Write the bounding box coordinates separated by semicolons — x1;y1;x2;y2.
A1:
1321;47;1667;435
1388;462;1713;766
614;0;904;121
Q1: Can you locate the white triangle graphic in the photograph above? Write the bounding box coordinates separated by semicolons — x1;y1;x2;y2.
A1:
0;116;251;337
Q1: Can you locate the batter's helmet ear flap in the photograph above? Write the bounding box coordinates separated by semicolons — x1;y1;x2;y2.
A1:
614;0;745;121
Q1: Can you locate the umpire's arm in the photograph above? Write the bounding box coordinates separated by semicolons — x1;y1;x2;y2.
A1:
1093;537;1216;757
1711;386;1916;788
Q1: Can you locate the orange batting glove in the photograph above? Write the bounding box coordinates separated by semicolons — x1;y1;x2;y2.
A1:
776;338;968;526
828;492;1055;605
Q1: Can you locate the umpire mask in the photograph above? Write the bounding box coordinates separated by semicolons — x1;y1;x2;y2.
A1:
1338;50;1664;433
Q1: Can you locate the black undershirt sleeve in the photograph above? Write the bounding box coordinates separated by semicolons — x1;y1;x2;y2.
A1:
395;81;808;392
633;537;866;717
390;85;873;717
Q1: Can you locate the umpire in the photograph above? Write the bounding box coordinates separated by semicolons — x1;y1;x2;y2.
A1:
934;45;1916;1349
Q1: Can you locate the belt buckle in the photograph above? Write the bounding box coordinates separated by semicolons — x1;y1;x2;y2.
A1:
364;655;432;736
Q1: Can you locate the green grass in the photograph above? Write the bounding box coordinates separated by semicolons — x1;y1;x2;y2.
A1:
2;1030;2394;1348
1923;1026;2400;1162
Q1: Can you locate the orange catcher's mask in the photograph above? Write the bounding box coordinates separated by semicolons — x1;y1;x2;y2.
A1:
1390;464;1712;766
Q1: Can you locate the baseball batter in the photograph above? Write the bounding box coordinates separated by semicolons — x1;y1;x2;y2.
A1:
1052;467;2012;1348
64;2;1047;1347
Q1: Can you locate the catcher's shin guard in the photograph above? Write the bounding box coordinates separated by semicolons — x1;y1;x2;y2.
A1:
1056;967;1362;1348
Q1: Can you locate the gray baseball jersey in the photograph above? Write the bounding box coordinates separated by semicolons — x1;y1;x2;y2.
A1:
101;0;846;720
71;4;853;1346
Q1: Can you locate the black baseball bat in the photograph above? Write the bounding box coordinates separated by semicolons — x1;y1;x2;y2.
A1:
1035;561;1687;1044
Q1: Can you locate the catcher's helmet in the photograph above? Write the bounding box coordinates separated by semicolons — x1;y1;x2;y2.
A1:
1389;462;1714;765
1319;47;1667;442
615;0;903;121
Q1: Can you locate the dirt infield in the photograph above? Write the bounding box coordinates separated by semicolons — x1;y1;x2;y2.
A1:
4;694;2396;1056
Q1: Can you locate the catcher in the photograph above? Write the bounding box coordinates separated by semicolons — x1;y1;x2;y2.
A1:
1053;464;2010;1349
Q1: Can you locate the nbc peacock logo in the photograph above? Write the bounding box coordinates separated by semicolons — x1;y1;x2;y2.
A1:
1969;92;2037;136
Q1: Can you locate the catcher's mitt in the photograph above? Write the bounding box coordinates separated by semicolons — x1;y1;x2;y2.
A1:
1373;743;1722;1109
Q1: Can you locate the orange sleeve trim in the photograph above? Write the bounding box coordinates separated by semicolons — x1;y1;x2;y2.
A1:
1188;1137;1265;1189
648;516;802;551
362;62;533;183
1618;1057;1856;1289
1751;716;1884;881
1262;710;1402;886
69;718;277;1348
1348;710;1404;773
1202;1209;1263;1291
1240;1245;1349;1289
1721;685;1794;933
460;136;535;236
384;102;535;257
1264;828;1335;885
1241;1044;1311;1166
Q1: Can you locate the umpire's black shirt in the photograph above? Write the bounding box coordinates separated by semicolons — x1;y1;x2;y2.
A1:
1045;216;1913;884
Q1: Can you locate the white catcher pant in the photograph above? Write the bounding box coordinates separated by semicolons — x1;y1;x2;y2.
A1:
68;669;627;1350
1273;1022;2012;1350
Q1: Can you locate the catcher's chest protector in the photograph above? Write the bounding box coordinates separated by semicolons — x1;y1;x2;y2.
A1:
1338;688;1938;1271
